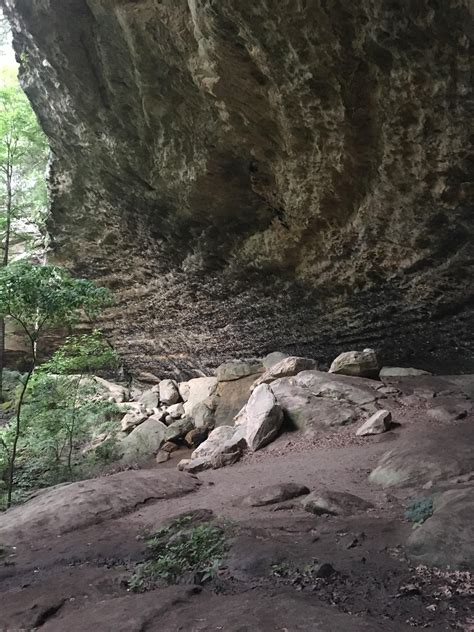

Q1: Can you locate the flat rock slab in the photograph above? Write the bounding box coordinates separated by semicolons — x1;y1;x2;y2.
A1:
39;588;412;632
407;486;474;570
295;370;382;406
241;483;310;507
0;470;199;545
370;421;474;488
302;490;374;516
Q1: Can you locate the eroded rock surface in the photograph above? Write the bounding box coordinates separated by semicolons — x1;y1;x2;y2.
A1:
2;1;472;376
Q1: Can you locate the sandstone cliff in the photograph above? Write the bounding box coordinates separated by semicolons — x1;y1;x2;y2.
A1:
2;0;472;376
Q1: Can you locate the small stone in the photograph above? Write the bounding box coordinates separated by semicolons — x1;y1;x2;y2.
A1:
156;450;170;464
302;491;373;516
165;417;194;442
211;449;241;469
165;415;173;425
120;411;149;432
185;427;209;448
313;562;335;578
242;483;310;507
356;410;392;436
380;367;431;378
182;457;213;474
167;402;184;419
162;441;179;453
177;459;191;471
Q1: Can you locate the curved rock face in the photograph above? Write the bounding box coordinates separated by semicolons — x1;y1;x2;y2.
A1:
2;1;473;376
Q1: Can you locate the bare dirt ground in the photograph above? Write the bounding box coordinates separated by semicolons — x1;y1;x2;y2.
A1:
0;376;473;631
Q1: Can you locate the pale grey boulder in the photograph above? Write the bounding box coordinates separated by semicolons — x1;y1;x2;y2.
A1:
262;351;290;369
270;378;359;431
138;389;160;410
216;360;262;382
329;349;379;378
159;379;180;405
244;384;283;451
120;411;149;432
252;356;319;390
356;410;392;436
119;418;167;464
191;425;235;460
166;402;185;419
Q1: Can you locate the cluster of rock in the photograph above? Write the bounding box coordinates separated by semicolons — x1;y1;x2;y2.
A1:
87;348;434;470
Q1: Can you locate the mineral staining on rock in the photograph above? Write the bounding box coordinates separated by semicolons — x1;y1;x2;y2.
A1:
2;0;472;376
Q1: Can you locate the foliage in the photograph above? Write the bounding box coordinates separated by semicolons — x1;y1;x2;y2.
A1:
42;330;119;376
0;372;122;507
0;262;112;343
0;67;49;245
129;517;228;592
405;497;434;528
0;263;112;507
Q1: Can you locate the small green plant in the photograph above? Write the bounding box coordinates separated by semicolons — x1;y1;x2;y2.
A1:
129;517;228;592
271;562;291;577
405;497;434;528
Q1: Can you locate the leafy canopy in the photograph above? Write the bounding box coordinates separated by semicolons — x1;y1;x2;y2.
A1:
42;330;119;375
0;66;48;238
0;261;112;341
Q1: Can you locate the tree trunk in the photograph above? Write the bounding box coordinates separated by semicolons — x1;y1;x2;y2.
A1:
6;336;35;509
0;163;13;402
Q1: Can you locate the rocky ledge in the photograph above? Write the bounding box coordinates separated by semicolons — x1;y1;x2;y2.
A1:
1;0;473;376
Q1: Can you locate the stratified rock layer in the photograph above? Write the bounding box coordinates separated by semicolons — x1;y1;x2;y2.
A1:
2;1;473;377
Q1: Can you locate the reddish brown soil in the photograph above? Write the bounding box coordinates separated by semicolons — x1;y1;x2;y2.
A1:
0;376;473;631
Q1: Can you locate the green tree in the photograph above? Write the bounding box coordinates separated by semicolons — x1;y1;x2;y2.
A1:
0;262;111;507
0;65;48;399
40;331;119;472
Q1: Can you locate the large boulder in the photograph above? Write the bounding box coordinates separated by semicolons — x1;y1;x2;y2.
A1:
0;469;198;544
119;418;167;464
329;349;379;378
270;378;359;431
159;379;180;405
262;352;290;369
369;422;474;488
213;374;256;428
216;360;262;382
182;377;219;419
243;384;283;451
91;377;130;403
138;388;160;410
407;487;474;569
252;356;319;390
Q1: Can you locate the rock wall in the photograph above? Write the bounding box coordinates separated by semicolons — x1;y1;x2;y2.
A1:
2;0;473;377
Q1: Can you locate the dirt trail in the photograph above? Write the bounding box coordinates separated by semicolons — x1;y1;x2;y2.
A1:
1;377;473;631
